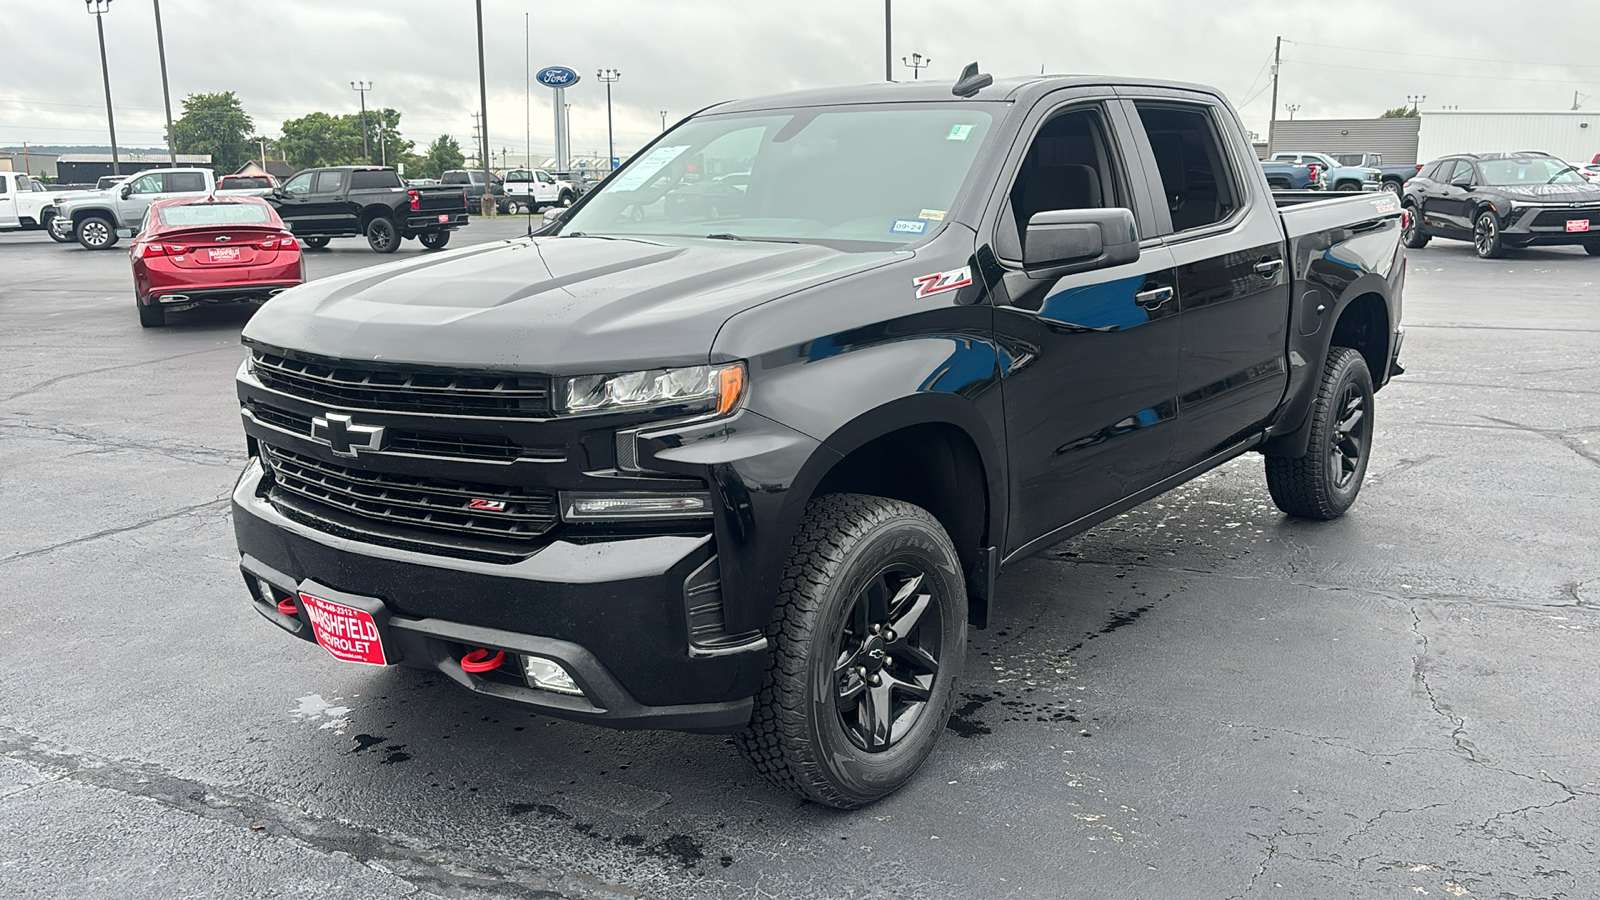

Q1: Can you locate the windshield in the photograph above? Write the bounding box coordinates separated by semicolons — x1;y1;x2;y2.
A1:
158;203;273;228
560;105;997;245
1332;153;1373;166
222;176;271;188
1479;158;1586;185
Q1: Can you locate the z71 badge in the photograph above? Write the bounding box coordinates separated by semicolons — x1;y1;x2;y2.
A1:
912;266;974;299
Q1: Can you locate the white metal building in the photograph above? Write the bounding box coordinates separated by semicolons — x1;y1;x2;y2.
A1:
1416;111;1600;164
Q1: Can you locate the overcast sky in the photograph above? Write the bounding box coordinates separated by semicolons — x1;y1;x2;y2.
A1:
5;0;1600;160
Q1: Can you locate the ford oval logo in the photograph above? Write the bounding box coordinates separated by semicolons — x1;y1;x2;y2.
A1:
536;66;580;88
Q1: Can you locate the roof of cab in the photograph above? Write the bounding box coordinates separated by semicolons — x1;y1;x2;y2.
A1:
706;74;1224;115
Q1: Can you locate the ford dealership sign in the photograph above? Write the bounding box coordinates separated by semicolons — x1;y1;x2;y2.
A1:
536;66;580;88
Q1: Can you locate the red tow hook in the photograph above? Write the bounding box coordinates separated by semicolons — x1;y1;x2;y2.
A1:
276;597;299;615
460;648;506;673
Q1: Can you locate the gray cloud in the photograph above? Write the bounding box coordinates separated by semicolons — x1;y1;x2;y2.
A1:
4;0;1599;158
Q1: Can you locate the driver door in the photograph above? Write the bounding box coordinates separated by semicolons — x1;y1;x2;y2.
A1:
117;172;165;224
271;171;317;231
1428;160;1477;235
0;175;18;230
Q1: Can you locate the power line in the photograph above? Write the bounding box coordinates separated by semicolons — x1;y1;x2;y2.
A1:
1285;39;1600;72
1286;57;1600;87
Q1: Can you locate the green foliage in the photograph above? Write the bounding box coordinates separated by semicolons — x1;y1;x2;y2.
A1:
1380;106;1421;119
423;135;465;179
366;108;414;167
171;92;254;172
278;112;364;168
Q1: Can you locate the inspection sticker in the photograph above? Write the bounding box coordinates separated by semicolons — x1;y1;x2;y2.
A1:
919;209;947;221
947;124;975;141
891;218;928;235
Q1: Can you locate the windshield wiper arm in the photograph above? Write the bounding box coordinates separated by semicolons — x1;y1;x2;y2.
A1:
704;232;799;244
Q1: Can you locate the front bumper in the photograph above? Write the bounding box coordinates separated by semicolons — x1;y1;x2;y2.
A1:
232;459;765;732
1499;206;1600;245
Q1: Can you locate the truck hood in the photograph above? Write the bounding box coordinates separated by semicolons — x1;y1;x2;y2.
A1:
1485;183;1600;203
242;235;904;374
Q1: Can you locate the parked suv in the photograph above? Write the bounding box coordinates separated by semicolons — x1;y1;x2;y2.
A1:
232;70;1405;807
1403;153;1600;258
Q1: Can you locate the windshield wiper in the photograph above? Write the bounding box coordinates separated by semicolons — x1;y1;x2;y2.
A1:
704;232;799;244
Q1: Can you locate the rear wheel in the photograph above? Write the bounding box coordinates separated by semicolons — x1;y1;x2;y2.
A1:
1382;180;1403;196
136;295;165;328
559;192;575;207
365;216;399;254
1402;202;1429;249
419;230;450;251
736;494;966;809
1265;347;1374;520
1473;210;1505;259
301;236;330;250
1585;243;1600;256
75;215;117;250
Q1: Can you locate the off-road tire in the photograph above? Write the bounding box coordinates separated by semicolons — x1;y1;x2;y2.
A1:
419;230;450;251
1265;347;1374;519
1402;203;1429;249
136;295;165;328
75;215;117;250
736;493;967;809
366;216;399;254
1474;210;1505;259
301;236;330;250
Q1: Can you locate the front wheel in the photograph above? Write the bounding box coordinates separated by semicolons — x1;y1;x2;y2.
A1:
301;236;330;250
1585;243;1600;257
418;230;450;251
736;494;966;809
1264;347;1374;520
1402;202;1429;249
1336;181;1361;192
365;216;399;254
75;216;117;250
1474;210;1505;259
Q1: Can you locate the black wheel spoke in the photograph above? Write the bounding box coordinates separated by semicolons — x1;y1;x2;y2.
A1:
887;591;931;638
892;643;940;677
832;562;944;754
859;680;894;749
886;672;933;703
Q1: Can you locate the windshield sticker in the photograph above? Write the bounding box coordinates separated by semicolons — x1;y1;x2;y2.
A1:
913;266;973;299
918;209;947;221
947;124;974;142
608;145;690;192
891;219;928;235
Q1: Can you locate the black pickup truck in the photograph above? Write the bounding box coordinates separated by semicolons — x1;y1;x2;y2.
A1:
267;166;469;253
231;68;1405;808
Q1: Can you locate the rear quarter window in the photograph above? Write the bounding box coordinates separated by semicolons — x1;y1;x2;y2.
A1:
350;170;401;189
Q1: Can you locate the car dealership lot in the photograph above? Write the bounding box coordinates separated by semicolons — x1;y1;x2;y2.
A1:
1;224;1597;898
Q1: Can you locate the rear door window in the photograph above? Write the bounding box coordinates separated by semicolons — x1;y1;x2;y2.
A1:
314;171;346;193
1133;103;1242;235
164;171;206;192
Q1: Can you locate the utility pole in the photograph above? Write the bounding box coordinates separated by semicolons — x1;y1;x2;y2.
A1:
884;0;892;82
474;0;492;214
598;68;621;171
902;52;930;81
1284;103;1300;121
351;81;372;163
152;0;176;166
86;0;121;176
470;111;483;166
1266;35;1281;155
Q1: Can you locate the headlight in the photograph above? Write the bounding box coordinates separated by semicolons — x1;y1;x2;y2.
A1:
560;491;713;521
561;361;745;416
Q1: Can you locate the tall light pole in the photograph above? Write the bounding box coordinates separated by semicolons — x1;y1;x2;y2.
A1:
152;0;176;166
351;81;372;163
474;0;491;211
902;52;930;81
660;110;668;133
1284;103;1300;121
597;68;621;171
1407;94;1427;114
884;0;892;82
86;0;120;177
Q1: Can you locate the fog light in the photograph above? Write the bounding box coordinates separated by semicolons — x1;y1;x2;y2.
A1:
560;491;712;521
252;577;278;605
522;656;583;695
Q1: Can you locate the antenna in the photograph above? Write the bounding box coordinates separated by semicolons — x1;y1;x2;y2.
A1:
952;62;992;98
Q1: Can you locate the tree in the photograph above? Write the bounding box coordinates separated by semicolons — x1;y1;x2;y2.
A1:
1380;106;1421;119
278;112;364;168
423;134;465;179
172;91;254;173
364;108;414;167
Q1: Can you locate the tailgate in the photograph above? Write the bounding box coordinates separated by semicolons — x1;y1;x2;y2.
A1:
416;188;469;213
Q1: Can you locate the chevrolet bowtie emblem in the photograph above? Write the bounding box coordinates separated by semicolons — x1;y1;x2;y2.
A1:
309;412;386;457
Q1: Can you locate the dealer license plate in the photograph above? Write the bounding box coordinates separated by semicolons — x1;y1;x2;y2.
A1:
300;592;389;666
207;247;241;262
1567;220;1590;233
438;214;450;223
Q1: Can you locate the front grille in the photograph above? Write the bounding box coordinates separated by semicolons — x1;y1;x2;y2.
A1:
261;444;558;542
1531;208;1600;228
251;350;551;418
246;400;562;463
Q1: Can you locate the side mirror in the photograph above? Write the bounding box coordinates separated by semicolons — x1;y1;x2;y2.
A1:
542;206;569;223
116;227;135;239
271;186;288;199
1023;208;1140;272
1450;176;1474;189
119;185;132;200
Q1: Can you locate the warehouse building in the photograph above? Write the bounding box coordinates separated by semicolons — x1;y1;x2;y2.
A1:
55;153;212;183
1415;111;1600;163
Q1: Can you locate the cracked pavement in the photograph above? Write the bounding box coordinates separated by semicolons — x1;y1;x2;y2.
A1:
2;224;1597;897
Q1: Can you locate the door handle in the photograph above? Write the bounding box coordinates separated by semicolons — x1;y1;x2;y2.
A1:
1134;286;1174;310
1253;258;1284;278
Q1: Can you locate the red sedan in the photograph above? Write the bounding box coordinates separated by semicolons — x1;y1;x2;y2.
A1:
131;195;304;328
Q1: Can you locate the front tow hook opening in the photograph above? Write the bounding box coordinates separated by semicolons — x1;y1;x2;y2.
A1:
276;597;299;615
460;648;506;673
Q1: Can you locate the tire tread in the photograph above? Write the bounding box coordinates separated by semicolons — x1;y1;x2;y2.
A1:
1265;347;1370;519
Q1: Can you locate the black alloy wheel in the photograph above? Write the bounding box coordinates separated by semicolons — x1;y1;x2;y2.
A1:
1264;347;1375;519
301;236;330;250
1328;381;1369;491
1474;210;1505;259
366;216;399;254
419;230;451;251
833;564;943;753
1402;202;1429;249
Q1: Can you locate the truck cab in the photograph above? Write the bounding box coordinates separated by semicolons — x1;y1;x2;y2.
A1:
56;167;215;249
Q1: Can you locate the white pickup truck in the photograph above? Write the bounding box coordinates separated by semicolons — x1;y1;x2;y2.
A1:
499;168;581;214
0;172;64;237
55;167;217;249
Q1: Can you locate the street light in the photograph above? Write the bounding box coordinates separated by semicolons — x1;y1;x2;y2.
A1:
85;0;120;177
1407;94;1427;114
902;52;930;81
1284;103;1300;121
597;68;621;171
660;110;668;133
351;81;372;164
152;0;176;166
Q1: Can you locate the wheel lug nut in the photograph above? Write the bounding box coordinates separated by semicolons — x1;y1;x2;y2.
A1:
882;629;896;642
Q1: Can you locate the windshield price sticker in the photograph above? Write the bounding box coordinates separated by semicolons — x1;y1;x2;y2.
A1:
891;219;928;235
609;145;691;192
947;124;975;142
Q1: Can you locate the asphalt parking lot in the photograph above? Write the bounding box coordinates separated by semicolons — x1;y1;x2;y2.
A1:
2;220;1596;899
